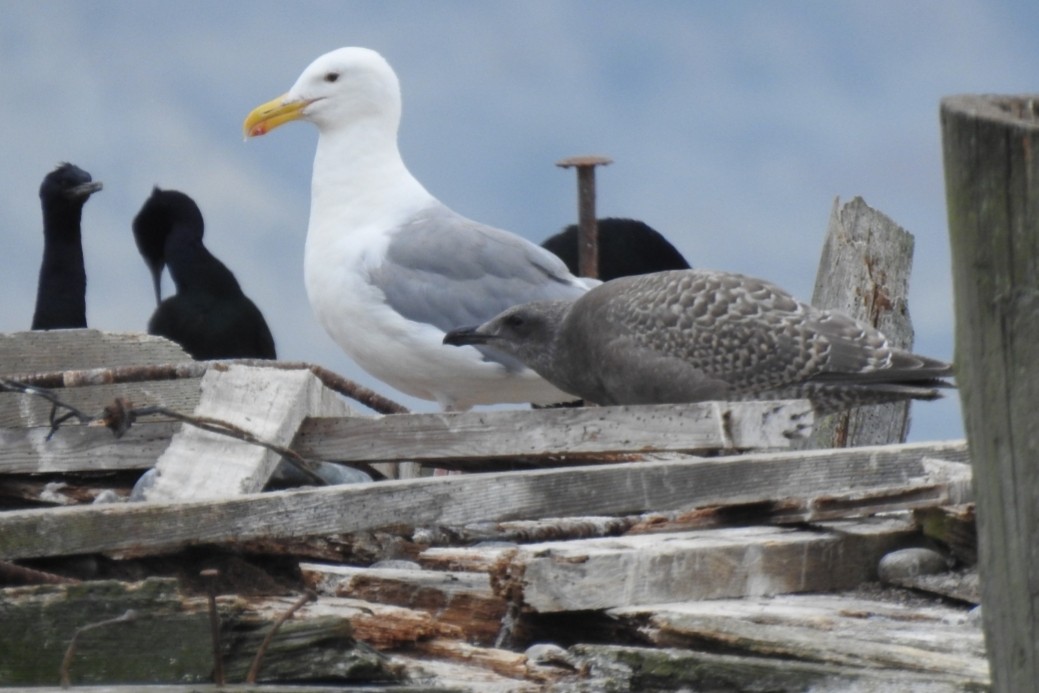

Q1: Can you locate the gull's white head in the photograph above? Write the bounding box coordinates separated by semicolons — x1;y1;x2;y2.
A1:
243;47;401;138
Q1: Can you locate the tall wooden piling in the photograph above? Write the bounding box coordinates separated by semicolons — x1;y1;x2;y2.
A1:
942;93;1039;690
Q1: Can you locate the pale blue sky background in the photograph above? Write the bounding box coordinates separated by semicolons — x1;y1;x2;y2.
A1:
3;1;1037;441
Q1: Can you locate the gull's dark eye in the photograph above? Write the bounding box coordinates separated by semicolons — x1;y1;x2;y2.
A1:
503;314;525;329
324;72;339;83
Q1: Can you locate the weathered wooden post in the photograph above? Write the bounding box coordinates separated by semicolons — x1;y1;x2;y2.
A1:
801;197;916;449
942;94;1039;689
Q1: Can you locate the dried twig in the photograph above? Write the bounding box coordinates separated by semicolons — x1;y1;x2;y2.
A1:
4;359;410;415
245;589;317;684
60;609;138;688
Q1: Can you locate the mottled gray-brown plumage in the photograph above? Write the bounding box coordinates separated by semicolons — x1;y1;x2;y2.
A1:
443;269;953;413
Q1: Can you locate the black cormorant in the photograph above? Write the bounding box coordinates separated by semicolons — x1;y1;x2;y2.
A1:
541;217;690;281
31;163;103;330
132;187;277;360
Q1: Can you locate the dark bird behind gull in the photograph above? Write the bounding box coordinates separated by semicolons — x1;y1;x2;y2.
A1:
444;269;953;413
133;187;277;360
31;163;103;330
541;217;691;280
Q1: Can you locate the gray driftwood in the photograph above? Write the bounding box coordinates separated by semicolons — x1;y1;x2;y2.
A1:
0;330;189;372
0;440;966;560
607;593;987;688
0;578;395;687
302;562;506;646
1;398;813;476
0;331;199;429
569;643;981;692
801;197;916;449
0;422;178;474
297;399;814;466
942;92;1039;690
143;365;356;501
426;518;915;612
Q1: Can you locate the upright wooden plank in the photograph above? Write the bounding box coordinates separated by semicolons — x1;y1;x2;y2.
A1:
143;365;356;501
801;197;915;448
942;93;1039;691
0;440;966;560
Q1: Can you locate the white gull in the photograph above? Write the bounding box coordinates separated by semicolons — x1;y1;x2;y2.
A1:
243;47;592;410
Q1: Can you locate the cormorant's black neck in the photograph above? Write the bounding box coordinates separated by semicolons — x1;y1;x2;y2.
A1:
164;223;242;297
32;204;87;329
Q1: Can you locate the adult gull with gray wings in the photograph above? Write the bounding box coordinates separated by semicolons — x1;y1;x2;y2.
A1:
243;47;593;409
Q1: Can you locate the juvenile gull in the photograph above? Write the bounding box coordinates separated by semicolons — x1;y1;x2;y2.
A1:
444;269;954;413
542;217;691;280
243;47;591;409
32;163;103;330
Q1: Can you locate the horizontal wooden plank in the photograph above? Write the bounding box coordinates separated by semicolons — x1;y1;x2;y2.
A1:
0;422;178;474
0;378;202;429
296;400;815;463
2;397;811;474
0;330;190;374
570;643;982;692
302;563;505;646
612;593;988;685
432;519;913;612
0;577;401;687
0;440;967;560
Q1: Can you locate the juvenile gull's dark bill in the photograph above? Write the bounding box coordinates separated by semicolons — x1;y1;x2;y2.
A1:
243;47;594;410
444;269;954;413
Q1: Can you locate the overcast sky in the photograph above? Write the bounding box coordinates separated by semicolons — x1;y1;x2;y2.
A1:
4;1;1037;441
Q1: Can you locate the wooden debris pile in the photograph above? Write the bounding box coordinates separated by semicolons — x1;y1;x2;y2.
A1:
0;330;984;691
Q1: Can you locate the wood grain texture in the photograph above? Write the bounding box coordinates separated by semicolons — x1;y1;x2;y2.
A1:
0;439;965;560
802;196;915;448
493;519;914;612
296;399;814;463
143;365;355;501
0;330;190;372
0;421;178;474
942;93;1039;690
0;331;200;429
612;593;987;686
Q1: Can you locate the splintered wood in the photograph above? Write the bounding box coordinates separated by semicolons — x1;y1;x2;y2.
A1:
0;329;982;691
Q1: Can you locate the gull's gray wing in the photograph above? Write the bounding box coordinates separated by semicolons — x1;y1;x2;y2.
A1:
368;204;589;369
370;204;589;331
